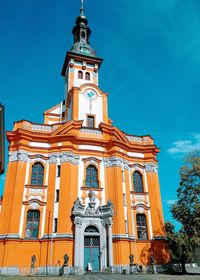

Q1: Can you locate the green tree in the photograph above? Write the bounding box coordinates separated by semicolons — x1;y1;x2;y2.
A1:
166;151;200;273
165;222;192;273
171;151;200;245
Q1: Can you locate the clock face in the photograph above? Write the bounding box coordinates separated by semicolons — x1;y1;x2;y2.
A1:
84;89;97;101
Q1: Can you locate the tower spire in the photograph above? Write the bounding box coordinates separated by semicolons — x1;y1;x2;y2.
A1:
80;0;85;17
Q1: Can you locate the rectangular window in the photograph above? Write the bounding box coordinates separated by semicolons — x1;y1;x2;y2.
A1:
56;190;59;202
57;165;61;177
136;214;148;240
25;210;40;238
54;218;58;233
87;116;94;128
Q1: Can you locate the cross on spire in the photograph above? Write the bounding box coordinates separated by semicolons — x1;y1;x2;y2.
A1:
80;0;85;16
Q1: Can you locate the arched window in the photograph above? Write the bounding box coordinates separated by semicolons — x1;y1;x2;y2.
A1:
31;162;44;186
133;171;143;192
136;214;148;240
85;165;98;188
78;70;83;79
85;72;90;80
85;225;99;233
81;31;86;38
25;210;40;238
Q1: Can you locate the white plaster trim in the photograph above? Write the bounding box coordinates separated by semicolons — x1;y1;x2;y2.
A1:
54;203;58;218
100;161;105;204
19;158;30;237
127;152;144;158
19;205;25;237
45;160;49;186
56;177;60;190
29;142;51;148
148;210;153;240
25;158;30;185
144;170;153;239
41;206;46;237
78;157;84;199
79;145;104;151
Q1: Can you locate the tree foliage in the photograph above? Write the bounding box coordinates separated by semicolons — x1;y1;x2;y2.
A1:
171;151;200;245
165;151;200;273
165;222;192;273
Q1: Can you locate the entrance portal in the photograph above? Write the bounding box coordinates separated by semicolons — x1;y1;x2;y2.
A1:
73;192;114;274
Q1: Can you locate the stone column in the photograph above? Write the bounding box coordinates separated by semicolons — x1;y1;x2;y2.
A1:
108;220;113;267
74;217;82;273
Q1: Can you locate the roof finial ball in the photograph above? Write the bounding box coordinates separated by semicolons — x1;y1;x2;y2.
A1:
80;0;85;17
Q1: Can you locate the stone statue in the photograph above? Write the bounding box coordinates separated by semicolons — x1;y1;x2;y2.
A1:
31;255;36;267
88;190;95;202
129;254;134;266
150;254;157;274
63;254;69;266
74;197;81;207
107;199;113;206
150;255;155;265
30;255;36;275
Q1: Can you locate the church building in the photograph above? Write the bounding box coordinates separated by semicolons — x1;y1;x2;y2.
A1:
0;2;168;275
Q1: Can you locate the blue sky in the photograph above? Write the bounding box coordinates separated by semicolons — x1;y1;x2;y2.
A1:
0;0;200;226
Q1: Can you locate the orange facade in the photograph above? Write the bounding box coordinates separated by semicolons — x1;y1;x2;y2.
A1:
0;4;169;275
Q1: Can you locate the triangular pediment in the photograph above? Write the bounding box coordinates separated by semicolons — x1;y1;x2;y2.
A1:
99;123;129;144
51;120;83;136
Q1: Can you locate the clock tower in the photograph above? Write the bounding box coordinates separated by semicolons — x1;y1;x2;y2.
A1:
61;2;109;128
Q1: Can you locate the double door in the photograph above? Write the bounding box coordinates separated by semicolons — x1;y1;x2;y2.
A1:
84;236;100;272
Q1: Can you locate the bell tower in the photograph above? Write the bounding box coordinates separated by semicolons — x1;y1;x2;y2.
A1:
61;0;109;128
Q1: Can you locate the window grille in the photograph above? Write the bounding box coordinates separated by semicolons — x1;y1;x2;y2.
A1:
86;165;98;188
31;163;44;186
136;214;148;240
85;225;99;233
25;210;40;238
133;171;143;192
84;236;100;247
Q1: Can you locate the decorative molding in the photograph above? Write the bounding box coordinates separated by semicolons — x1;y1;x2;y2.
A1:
49;152;80;165
72;193;114;219
29;189;43;194
127;136;144;142
25;184;47;189
9;151;29;163
83;157;102;165
49;153;60;163
42;233;74;239
0;234;20;240
60;152;80;165
29;154;48;161
126;135;150;143
103;157;129;170
80;128;102;135
23;199;46;207
32;125;52;132
145;163;158;173
129;163;145;173
112;234;131;240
